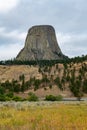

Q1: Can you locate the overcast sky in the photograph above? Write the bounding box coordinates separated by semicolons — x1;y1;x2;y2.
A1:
0;0;87;60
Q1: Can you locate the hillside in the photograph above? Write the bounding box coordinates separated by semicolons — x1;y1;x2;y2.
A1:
0;60;87;99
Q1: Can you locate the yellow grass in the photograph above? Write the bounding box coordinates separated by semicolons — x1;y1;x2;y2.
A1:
0;102;87;130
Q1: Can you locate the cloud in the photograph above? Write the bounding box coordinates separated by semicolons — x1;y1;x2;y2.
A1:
57;32;87;57
0;43;24;60
57;32;87;44
0;0;20;13
0;27;26;41
0;0;87;60
0;26;26;60
0;27;26;60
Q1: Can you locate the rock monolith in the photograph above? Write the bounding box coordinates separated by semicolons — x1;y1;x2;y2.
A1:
16;25;67;60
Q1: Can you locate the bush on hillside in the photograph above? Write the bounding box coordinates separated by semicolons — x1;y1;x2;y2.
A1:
45;94;63;101
28;92;38;101
0;86;5;95
12;96;22;101
5;92;14;98
0;94;6;101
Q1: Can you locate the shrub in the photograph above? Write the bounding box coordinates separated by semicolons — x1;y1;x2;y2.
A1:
13;84;21;93
82;80;87;93
28;92;34;96
0;86;5;94
34;79;41;91
56;95;63;101
45;95;63;101
44;87;47;90
54;77;60;85
5;92;14;98
5;96;12;101
0;93;14;101
56;64;58;69
45;95;56;101
12;96;22;101
28;92;38;101
49;85;52;89
0;94;6;101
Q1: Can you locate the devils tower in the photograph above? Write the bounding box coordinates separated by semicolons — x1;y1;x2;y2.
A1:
16;25;67;61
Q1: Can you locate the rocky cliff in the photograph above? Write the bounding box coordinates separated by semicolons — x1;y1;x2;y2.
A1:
16;25;67;61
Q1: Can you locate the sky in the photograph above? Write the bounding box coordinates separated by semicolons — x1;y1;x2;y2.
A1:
0;0;87;60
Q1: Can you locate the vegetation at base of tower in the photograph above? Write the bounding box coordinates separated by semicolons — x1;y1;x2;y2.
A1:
0;54;87;66
0;54;87;101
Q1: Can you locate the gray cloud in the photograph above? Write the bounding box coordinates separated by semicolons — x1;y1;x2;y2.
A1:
0;0;87;60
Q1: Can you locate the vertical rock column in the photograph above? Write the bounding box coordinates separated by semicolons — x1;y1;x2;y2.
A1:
16;25;66;60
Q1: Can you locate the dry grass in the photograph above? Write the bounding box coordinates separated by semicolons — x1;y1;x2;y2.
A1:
24;85;73;98
0;101;87;130
0;65;42;82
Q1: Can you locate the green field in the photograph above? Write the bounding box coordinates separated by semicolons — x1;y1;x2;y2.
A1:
0;101;87;130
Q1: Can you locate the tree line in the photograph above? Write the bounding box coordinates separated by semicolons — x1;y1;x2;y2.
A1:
0;54;87;66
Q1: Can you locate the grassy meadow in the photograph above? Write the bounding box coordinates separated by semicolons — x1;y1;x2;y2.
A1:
0;101;87;130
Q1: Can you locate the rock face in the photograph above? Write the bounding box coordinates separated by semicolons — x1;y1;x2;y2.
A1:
16;25;67;61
